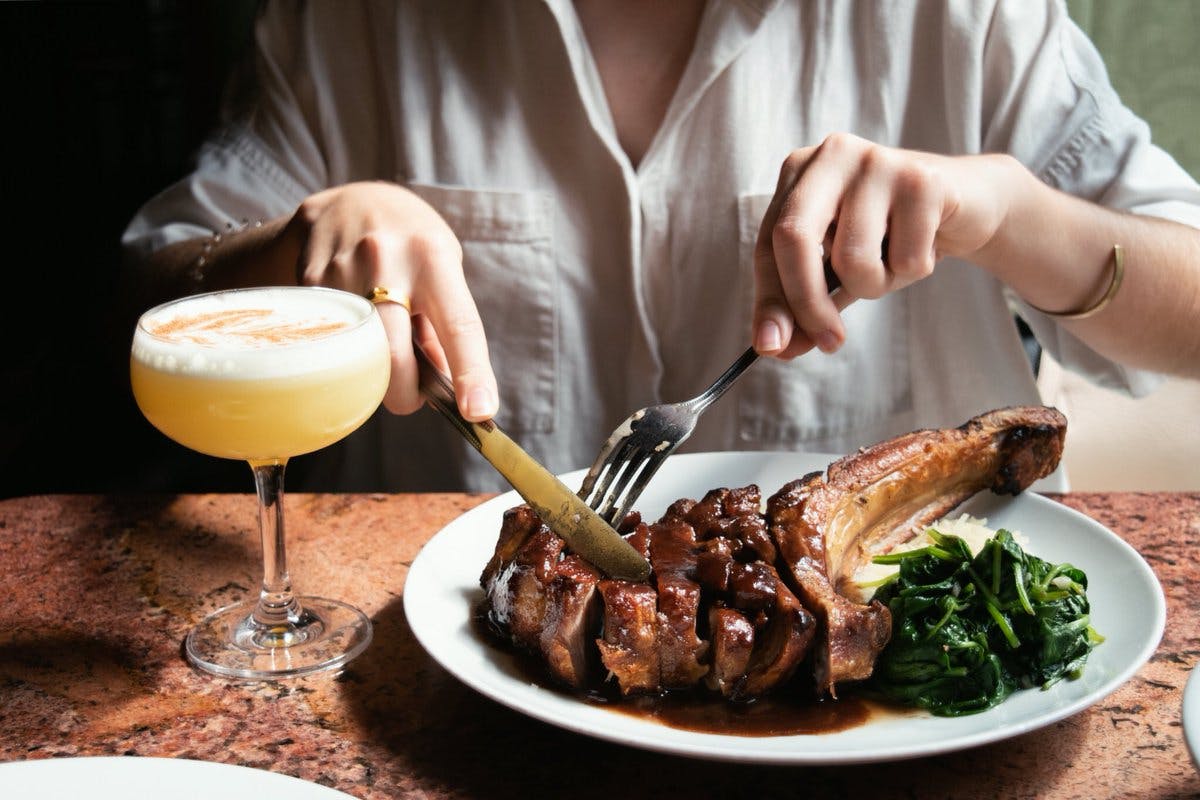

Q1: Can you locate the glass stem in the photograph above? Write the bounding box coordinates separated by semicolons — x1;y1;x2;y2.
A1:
250;460;301;628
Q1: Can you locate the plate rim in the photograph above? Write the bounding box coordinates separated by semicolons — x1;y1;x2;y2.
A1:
404;450;1166;765
1184;660;1200;769
0;755;355;798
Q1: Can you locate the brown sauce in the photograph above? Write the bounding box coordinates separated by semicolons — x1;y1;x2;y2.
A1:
601;685;874;736
473;612;909;737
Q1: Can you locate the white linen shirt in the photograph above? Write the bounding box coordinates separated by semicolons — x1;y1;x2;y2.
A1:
124;0;1200;492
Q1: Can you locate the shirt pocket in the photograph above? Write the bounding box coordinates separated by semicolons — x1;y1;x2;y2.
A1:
406;181;557;435
734;192;914;449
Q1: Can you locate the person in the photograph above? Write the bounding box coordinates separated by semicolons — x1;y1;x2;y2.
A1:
122;0;1200;493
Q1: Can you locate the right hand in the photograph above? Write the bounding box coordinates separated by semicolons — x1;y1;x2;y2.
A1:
284;181;498;421
752;134;1011;359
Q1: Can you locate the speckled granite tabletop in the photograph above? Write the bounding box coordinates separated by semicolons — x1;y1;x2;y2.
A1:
0;492;1196;799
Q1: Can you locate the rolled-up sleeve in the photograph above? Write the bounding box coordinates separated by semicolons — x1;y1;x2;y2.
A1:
122;2;332;257
976;0;1200;394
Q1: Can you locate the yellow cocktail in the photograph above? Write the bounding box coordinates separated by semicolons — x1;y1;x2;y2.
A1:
130;361;387;461
131;296;389;461
130;286;390;679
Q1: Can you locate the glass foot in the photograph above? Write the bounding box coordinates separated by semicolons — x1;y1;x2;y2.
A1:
184;596;373;679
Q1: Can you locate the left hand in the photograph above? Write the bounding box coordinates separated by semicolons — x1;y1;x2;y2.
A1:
753;133;1015;358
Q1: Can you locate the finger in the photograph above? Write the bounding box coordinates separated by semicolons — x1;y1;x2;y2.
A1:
377;299;423;415
884;164;940;286
776;291;859;359
319;233;424;416
384;313;450;416
752;148;817;355
408;231;499;422
295;218;334;288
412;313;449;374
832;165;892;299
773;143;855;352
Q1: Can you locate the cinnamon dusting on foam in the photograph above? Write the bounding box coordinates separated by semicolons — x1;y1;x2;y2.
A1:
149;309;350;346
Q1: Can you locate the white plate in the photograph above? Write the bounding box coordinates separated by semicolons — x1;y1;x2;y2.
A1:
1185;662;1200;769
405;451;1166;764
0;756;356;799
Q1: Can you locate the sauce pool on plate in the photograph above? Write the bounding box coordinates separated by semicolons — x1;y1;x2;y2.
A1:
474;611;912;737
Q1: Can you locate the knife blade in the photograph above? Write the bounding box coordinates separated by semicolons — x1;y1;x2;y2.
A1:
412;343;652;582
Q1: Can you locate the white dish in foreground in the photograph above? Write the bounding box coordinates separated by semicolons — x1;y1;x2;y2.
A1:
1185;662;1200;769
0;756;355;800
405;451;1166;764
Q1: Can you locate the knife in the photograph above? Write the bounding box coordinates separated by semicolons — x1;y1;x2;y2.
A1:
413;343;652;582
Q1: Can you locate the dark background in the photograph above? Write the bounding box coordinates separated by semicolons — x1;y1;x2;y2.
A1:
2;2;1196;498
1;1;259;497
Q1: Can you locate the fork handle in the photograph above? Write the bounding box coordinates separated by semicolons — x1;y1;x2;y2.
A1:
692;258;844;413
691;346;760;413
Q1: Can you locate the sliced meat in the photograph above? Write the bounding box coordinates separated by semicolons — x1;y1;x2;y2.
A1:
738;563;816;698
770;405;1067;696
479;404;1065;704
655;576;708;688
595;580;660;695
484;524;564;651
624;519;652;561
768;476;890;699
706;607;755;697
481;506;599;688
730;514;776;563
694;536;735;592
679;487;737;539
662;497;696;521
721;484;763;518
728;561;777;611
649;517;708;688
480;504;543;590
539;555;602;687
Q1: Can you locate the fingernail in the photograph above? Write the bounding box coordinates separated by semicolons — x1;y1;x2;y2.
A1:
465;387;497;419
813;330;841;354
756;320;783;353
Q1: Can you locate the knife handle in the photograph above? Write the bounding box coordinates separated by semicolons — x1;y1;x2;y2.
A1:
412;342;492;450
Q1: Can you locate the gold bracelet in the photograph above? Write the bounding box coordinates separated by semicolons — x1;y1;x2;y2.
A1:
1029;244;1125;320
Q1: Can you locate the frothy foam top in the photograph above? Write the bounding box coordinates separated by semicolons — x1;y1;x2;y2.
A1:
146;308;352;347
132;287;387;379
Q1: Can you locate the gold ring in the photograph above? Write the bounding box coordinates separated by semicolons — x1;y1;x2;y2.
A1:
366;286;411;312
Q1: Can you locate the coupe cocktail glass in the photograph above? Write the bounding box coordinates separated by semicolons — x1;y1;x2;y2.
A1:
130;286;390;678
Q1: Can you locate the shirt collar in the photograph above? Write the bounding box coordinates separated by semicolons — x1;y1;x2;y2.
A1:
538;0;784;173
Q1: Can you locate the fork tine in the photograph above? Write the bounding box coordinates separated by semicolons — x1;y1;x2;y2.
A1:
606;449;673;525
589;439;640;512
577;431;625;501
596;449;651;524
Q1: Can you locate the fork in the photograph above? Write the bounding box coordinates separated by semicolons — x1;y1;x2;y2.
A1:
577;254;845;527
577;346;762;526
